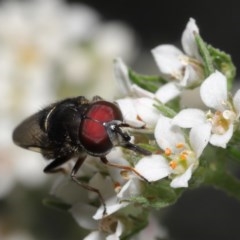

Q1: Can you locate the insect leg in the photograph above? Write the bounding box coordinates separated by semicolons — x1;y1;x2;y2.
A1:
71;156;107;216
113;124;152;156
44;156;71;174
100;156;150;183
123;142;152;156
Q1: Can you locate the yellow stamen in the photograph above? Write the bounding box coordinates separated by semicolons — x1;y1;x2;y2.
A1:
176;143;184;149
165;148;172;156
170;160;177;169
180;153;187;161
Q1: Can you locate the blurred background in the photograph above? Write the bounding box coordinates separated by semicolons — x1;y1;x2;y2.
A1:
1;0;240;239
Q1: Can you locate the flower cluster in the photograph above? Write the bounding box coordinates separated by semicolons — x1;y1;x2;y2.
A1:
114;17;238;188
48;18;240;239
0;0;137;199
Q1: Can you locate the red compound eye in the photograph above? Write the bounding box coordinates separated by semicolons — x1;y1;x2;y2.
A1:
79;101;123;156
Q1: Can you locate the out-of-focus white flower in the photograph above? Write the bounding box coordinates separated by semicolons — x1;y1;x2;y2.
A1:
173;71;240;148
0;0;100;115
83;220;124;240
136;115;206;188
71;174;141;239
52;174;125;239
91;149;143;220
133;214;168;240
52;169;139;239
0;0;138;198
94;22;137;63
59;22;138;99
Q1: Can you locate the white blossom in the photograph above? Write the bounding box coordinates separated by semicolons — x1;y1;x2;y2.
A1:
173;71;240;148
136;115;206;188
116;97;160;128
151;18;205;103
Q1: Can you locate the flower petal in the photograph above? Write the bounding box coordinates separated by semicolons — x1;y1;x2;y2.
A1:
155;115;185;151
88;173;115;201
70;203;98;230
91;174;127;220
172;108;206;128
117;178;141;199
170;164;194;188
131;84;155;98
135;155;171;182
50;176;88;204
113;59;155;99
116;98;145;127
181;18;201;60
182;64;203;87
209;124;234;148
155;82;181;103
190;123;211;158
107;221;124;240
135;214;168;239
113;58;131;96
116;97;159;128
93;202;127;220
133;98;160;127
200;71;228;111
152;44;184;79
106;148;130;183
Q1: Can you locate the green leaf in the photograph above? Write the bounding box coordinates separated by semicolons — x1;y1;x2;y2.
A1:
121;210;149;240
202;146;240;201
129;180;183;209
195;34;215;76
195;33;236;90
207;45;236;90
154;100;177;118
129;69;167;93
227;146;240;164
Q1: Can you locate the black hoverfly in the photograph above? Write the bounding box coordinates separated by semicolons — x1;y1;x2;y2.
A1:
12;95;151;214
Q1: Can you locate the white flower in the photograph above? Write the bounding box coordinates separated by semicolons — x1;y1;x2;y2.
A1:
152;18;203;87
151;18;204;104
133;214;168;240
114;58;180;104
51;148;144;238
82;218;124;240
90;173;127;220
173;71;240;148
72;174;126;240
116;97;160;128
114;18;204;104
136;115;206;188
92;150;142;219
135;155;170;182
51;173;125;240
52;171;142;240
113;58;153;98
